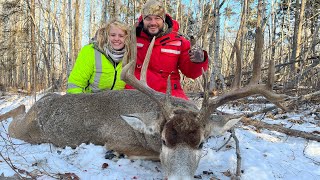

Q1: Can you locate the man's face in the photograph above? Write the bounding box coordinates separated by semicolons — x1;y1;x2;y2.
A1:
143;15;164;36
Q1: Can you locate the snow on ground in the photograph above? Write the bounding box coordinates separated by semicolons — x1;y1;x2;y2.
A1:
0;93;319;180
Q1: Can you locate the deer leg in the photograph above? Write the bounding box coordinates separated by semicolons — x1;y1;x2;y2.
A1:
124;147;160;161
106;143;159;161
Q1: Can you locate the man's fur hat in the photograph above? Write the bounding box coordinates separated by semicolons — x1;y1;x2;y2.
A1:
141;0;166;20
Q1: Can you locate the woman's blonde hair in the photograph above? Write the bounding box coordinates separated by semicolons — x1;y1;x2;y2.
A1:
95;19;130;51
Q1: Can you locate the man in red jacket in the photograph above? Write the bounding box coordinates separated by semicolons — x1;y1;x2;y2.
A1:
126;0;209;100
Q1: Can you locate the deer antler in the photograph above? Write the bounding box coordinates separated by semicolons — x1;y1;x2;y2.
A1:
121;26;173;120
199;38;290;124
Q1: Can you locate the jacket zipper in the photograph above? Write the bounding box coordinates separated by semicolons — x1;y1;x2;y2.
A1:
110;63;117;90
93;45;118;91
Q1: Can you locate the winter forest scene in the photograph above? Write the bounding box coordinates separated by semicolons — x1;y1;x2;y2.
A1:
0;0;319;180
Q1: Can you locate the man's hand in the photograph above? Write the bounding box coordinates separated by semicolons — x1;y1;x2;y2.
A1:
189;45;204;63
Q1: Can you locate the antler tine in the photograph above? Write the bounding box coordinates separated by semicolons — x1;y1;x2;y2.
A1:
140;36;155;84
200;68;209;110
121;27;171;120
164;75;172;112
122;25;136;72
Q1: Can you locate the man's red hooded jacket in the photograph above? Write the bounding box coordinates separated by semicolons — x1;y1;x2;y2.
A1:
125;14;209;100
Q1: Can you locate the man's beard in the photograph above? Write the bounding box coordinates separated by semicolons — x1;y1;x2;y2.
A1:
143;25;164;37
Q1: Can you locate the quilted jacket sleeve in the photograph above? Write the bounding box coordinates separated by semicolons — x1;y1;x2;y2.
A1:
67;45;95;94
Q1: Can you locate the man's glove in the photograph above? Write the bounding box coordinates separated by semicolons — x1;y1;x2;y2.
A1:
189;45;204;63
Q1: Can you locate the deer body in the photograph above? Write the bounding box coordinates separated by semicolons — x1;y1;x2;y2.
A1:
7;89;238;179
8;90;201;160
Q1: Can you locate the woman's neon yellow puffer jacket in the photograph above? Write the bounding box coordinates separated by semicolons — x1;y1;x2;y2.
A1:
67;44;125;93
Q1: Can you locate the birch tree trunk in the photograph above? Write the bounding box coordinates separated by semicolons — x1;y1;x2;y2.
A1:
209;0;226;92
78;0;85;45
46;0;52;89
208;0;226;56
101;0;107;24
31;0;36;98
67;0;72;77
110;0;121;20
115;0;121;20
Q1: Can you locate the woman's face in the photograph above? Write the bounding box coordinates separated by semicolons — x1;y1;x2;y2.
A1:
108;25;126;50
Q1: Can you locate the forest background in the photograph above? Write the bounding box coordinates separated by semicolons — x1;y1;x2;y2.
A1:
0;0;319;97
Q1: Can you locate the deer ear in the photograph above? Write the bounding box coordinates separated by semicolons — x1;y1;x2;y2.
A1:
120;112;161;135
205;115;242;137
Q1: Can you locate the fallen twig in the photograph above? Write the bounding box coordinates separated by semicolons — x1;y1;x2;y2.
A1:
231;128;241;179
241;117;320;142
216;134;232;152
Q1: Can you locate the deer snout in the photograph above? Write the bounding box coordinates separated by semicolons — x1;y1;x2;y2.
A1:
160;144;201;179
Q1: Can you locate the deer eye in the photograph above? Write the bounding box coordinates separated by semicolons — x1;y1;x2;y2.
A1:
162;139;167;146
198;142;204;149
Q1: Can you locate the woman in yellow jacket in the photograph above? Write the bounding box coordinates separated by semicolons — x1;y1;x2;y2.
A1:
67;19;129;93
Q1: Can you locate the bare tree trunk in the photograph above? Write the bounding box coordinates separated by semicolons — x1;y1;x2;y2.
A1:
268;0;278;88
59;0;68;90
67;0;72;77
110;0;121;20
46;0;52;89
115;0;121;20
201;0;213;49
109;1;115;19
73;0;80;62
310;0;318;54
197;0;204;46
288;0;306;89
290;0;305;72
79;0;85;44
296;0;306;68
101;0;107;23
231;0;248;89
31;0;36;98
88;0;92;41
250;0;265;84
209;0;226;92
52;0;59;90
125;0;129;24
164;0;167;13
92;1;97;36
176;0;181;23
17;16;23;89
183;0;193;35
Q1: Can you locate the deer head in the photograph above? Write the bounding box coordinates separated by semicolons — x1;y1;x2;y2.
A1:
120;27;288;179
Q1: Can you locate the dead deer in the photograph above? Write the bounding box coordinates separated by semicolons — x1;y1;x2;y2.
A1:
4;27;289;179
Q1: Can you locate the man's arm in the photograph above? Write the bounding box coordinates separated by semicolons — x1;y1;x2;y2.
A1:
178;38;209;79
